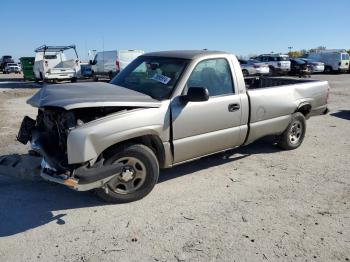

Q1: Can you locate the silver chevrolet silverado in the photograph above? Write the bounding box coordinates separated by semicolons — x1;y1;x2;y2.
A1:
17;50;329;203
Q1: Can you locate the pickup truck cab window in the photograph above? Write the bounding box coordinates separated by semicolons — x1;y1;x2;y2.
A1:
187;58;234;96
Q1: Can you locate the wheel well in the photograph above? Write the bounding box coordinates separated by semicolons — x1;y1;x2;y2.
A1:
296;104;311;116
101;135;166;168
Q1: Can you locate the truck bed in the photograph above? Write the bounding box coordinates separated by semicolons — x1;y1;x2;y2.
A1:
243;76;329;144
244;76;314;89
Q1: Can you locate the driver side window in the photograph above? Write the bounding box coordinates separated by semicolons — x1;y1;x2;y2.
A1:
187;58;234;96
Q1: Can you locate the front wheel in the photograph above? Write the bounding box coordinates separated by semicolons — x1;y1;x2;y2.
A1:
95;144;159;203
277;112;306;150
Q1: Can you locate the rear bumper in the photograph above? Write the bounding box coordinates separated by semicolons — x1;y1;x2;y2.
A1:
6;69;21;73
45;72;75;79
309;105;329;117
255;68;270;75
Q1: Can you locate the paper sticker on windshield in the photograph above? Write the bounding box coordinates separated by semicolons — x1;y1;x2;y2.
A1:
150;74;171;84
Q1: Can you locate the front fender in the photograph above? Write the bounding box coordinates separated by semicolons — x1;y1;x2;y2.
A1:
67;104;170;164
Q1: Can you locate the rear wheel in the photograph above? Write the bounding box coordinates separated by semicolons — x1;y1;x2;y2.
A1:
108;71;114;80
95;144;159;203
324;66;333;74
71;77;77;83
277;112;306;150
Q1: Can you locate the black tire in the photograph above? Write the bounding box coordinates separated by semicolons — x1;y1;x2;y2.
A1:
71;77;77;83
242;69;249;77
108;71;114;80
93;75;98;82
95;144;159;203
277;112;306;150
39;72;47;83
324;66;332;74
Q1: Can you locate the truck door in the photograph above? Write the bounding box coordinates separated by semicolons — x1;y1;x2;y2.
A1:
171;58;243;163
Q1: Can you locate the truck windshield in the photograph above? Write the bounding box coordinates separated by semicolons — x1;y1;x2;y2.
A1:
111;56;189;100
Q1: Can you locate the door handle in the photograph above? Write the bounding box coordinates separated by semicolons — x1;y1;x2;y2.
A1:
228;103;240;112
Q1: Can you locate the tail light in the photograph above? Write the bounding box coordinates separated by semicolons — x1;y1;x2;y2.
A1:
44;61;48;67
116;60;120;71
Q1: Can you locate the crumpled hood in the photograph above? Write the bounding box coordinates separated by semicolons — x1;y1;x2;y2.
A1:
27;82;161;110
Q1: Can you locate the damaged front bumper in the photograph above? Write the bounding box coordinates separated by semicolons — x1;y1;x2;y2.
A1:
18;115;125;191
40;159;124;191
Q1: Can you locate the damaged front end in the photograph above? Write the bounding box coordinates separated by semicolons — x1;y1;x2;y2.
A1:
17;107;126;191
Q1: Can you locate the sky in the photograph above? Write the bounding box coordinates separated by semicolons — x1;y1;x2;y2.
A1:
1;0;350;61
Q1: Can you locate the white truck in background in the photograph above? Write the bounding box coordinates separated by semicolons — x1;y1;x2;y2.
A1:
33;45;81;83
90;50;144;81
254;54;291;75
304;49;350;73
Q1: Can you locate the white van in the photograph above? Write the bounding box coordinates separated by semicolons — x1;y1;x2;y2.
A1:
90;50;144;81
305;49;349;73
33;45;81;83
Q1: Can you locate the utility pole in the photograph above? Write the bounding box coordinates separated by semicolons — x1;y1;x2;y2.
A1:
288;46;293;53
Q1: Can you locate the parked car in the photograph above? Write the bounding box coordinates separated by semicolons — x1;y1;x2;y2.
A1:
254;54;291;75
0;55;15;73
289;58;311;77
90;50;144;81
238;59;269;76
304;49;349;73
299;58;325;73
33;45;81;83
17;50;329;203
4;63;21;74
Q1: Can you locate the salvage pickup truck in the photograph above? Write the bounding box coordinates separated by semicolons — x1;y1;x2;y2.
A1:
17;50;329;203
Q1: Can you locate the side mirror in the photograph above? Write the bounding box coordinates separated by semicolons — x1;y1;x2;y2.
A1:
185;87;209;102
89;60;96;65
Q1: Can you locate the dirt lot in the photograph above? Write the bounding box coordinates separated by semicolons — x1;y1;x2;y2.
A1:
0;73;349;262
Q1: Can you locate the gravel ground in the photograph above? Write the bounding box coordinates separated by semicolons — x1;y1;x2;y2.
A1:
0;73;349;262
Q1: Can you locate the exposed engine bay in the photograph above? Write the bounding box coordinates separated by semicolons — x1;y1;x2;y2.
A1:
18;106;132;172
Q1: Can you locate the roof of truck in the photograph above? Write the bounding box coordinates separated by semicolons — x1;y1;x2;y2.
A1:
142;50;230;59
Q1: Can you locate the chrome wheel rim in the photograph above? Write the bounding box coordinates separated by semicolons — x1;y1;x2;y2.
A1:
289;120;303;144
108;157;146;195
